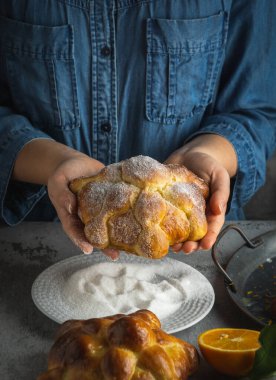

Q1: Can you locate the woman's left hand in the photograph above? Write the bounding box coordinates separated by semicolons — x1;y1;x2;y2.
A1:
165;134;237;254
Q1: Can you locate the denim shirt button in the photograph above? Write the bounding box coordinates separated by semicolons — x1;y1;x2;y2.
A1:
101;122;112;132
101;46;111;57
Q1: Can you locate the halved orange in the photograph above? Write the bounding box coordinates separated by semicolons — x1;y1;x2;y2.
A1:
198;328;261;377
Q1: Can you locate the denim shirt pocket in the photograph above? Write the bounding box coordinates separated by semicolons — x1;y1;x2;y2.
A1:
146;12;228;124
0;16;80;131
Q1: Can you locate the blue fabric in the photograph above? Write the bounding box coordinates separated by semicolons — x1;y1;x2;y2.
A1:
0;0;276;224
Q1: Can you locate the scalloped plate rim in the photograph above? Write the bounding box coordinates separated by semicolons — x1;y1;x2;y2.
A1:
31;252;215;334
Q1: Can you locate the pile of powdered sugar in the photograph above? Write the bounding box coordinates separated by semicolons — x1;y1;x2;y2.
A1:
62;261;190;321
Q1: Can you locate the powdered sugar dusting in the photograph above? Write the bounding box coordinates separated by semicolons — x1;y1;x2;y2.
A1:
104;182;138;212
134;190;167;225
122;155;169;188
80;183;110;217
164;182;205;212
109;211;141;246
85;217;109;247
75;155;207;257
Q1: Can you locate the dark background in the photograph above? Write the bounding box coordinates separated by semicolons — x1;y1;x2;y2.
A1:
244;152;276;220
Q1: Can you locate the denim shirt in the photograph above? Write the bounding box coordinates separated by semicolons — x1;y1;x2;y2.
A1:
0;0;276;224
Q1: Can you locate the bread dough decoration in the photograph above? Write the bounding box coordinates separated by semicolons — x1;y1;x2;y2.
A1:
70;155;209;259
37;309;199;380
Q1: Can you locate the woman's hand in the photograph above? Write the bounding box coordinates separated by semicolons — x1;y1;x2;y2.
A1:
165;134;238;254
13;139;120;259
47;156;119;260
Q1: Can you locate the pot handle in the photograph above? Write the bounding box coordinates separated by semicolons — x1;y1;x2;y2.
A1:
211;224;263;293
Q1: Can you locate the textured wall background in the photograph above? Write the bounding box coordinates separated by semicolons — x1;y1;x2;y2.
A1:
244;151;276;220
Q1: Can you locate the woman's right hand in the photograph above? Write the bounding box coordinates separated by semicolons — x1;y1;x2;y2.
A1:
13;139;120;259
47;155;121;260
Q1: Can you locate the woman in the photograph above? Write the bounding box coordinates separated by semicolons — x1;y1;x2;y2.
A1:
0;0;275;258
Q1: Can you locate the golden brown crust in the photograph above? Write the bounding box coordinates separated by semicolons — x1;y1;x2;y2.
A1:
37;310;199;380
70;155;209;258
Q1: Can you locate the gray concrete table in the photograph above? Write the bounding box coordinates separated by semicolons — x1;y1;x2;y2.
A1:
1;221;276;380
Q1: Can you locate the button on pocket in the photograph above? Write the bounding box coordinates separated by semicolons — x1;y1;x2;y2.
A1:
101;46;111;57
146;13;228;124
0;16;80;130
101;122;112;132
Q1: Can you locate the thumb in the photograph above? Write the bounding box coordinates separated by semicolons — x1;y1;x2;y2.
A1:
65;188;78;215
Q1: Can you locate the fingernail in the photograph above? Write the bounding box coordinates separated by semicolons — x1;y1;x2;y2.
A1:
186;248;196;255
108;249;120;261
82;245;93;255
104;253;119;261
67;203;73;215
172;250;180;254
172;243;182;252
219;203;226;213
111;255;119;262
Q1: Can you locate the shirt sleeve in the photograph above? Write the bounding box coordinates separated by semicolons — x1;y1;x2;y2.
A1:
189;0;276;210
0;106;52;225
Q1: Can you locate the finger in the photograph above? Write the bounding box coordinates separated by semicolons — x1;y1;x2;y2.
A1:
48;175;75;208
102;248;120;261
198;211;225;250
171;243;182;252
180;241;200;254
58;206;94;254
64;187;78;215
172;241;200;254
48;183;93;254
209;170;230;216
48;187;78;217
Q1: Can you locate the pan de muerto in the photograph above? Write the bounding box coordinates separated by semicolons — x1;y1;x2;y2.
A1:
70;155;209;259
37;309;199;380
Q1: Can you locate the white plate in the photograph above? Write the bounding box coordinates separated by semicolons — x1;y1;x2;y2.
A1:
31;252;215;333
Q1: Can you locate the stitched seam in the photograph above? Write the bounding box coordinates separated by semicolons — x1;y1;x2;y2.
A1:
57;0;90;11
115;0;153;12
